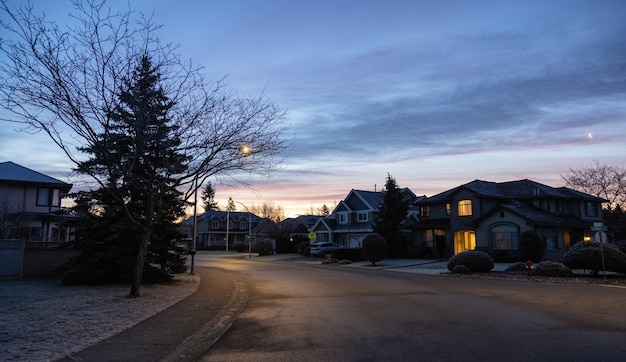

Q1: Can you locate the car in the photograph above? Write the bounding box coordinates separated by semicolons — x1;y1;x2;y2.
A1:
309;242;342;257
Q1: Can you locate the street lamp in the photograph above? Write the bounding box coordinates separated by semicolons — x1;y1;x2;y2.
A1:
190;178;199;275
234;200;252;258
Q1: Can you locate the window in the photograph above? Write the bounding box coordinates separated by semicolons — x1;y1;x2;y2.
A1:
446;203;450;216
490;224;518;250
454;230;475;253
37;188;51;206
423;229;445;248
240;221;247;229
357;212;368;222
457;200;472;216
338;212;348;224
420;206;430;217
555;200;564;213
212;221;219;229
585;202;598;217
542;229;558;250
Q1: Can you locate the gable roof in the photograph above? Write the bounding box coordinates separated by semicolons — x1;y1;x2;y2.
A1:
0;161;72;192
475;201;587;228
422;179;606;204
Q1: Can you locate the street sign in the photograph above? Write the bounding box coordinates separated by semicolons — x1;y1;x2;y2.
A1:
308;232;316;239
590;226;608;231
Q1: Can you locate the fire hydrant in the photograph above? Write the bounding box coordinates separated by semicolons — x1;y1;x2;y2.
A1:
526;260;533;276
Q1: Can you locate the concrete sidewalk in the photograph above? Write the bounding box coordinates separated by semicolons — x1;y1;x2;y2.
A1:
58;267;247;362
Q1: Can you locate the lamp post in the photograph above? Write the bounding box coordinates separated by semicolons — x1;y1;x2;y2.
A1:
234;200;252;258
226;197;235;252
190;178;198;275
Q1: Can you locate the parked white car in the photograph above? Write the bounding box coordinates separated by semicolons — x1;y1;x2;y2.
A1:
310;242;342;257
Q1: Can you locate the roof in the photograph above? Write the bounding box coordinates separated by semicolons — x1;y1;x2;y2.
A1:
422;179;606;204
0;161;72;192
476;201;588;228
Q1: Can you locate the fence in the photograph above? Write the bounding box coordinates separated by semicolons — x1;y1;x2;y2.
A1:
0;239;25;279
0;240;79;279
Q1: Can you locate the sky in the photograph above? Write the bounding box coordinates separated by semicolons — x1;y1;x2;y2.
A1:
1;0;625;217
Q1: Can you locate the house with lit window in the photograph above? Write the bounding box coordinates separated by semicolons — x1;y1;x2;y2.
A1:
185;210;276;250
0;161;74;243
407;179;606;261
311;188;423;248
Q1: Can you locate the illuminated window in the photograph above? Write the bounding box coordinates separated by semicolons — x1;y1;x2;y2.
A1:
454;230;475;253
446;203;450;216
420;206;430;217
457;200;472;216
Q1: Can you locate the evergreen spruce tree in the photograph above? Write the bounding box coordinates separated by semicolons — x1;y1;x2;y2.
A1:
375;174;410;258
201;182;219;211
68;56;189;294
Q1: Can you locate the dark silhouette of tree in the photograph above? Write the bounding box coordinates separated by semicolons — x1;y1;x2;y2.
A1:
375;174;409;258
0;0;288;297
201;182;219;211
561;160;625;212
69;56;188;293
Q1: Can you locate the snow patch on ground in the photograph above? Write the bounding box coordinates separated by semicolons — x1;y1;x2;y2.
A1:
0;274;200;362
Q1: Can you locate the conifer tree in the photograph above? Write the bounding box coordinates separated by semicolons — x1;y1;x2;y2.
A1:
72;56;188;294
375;174;410;257
201;182;219;211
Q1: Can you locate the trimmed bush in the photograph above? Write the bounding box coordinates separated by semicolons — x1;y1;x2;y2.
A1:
447;250;494;272
533;261;573;277
451;264;471;274
251;240;274;256
562;241;626;274
518;230;544;263
362;233;388;266
504;262;527;272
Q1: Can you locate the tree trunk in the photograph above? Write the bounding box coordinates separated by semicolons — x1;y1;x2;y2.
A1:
129;227;151;297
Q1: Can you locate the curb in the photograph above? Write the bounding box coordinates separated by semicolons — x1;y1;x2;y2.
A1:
160;274;248;361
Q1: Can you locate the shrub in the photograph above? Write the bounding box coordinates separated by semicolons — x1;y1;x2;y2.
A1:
296;241;311;256
562;241;626;274
533;261;573;277
450;265;471;274
447;250;494;272
362;233;388;266
504;262;527;272
518;230;544;263
251;240;274;256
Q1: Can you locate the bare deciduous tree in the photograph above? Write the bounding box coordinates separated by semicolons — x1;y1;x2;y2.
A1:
0;0;288;296
561;160;626;211
249;201;285;222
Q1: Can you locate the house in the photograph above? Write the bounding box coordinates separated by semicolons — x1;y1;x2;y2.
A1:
408;179;606;261
277;215;323;241
0;161;74;243
311;188;424;248
184;210;276;250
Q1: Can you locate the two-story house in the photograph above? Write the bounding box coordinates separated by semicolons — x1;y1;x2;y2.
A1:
311;188;423;248
0;161;74;243
184;210;275;250
408;179;606;261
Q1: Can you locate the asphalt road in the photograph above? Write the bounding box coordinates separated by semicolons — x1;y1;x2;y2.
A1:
194;253;626;361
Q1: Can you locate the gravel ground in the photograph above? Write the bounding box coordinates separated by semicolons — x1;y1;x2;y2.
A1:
0;274;200;362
